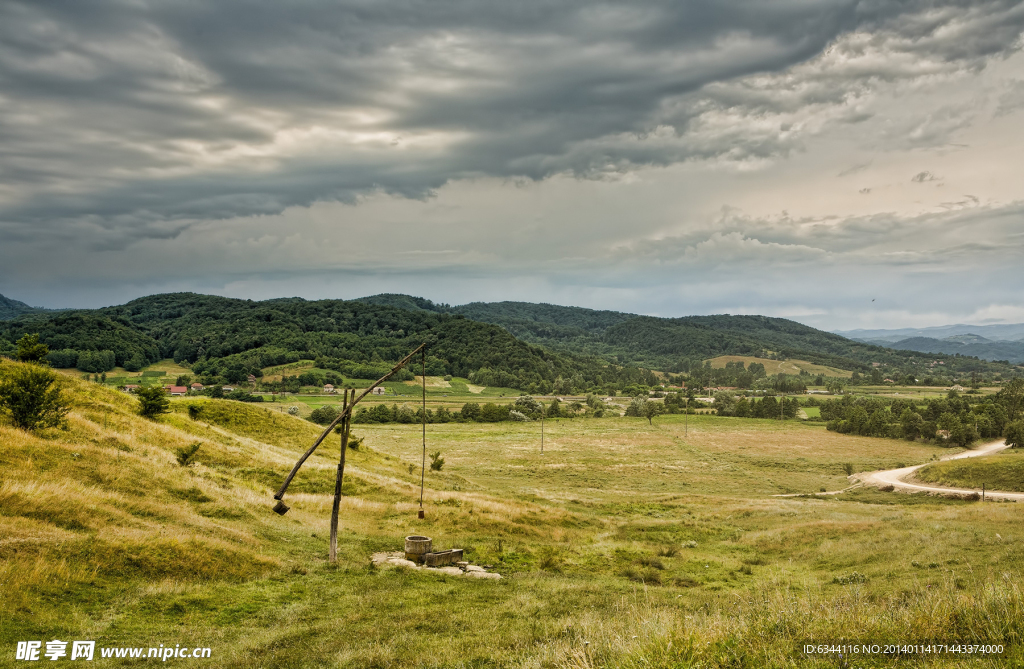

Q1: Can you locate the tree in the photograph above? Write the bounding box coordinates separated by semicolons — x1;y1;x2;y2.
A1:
900;409;924;441
309;405;339;425
826;378;845;395
124;352;146;372
1005;420;1024;449
137;386;170;418
0;362;69;430
547;398;563;418
460;402;481;421
16;334;49;364
514;395;544;419
1000;378;1024;421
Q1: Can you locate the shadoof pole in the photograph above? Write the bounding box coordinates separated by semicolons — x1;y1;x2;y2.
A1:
419;349;426;519
328;388;351;563
272;343;428;562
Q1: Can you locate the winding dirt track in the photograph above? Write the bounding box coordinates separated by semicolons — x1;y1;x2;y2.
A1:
857;439;1024;501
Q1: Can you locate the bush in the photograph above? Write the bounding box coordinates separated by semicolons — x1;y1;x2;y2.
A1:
0;362;70;430
137;386;170;418
309;405;340;425
429;450;445;471
187;404;202;420
287;406;299;416
175;443;201;466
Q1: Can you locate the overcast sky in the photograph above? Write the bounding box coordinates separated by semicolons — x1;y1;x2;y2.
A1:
2;1;1023;330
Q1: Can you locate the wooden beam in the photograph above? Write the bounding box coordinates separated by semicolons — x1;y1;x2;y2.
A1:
274;342;427;502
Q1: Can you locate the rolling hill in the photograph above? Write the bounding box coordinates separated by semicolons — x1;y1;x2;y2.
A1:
0;293;52;320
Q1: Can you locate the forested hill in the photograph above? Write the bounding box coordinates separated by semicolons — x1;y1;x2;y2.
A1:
2;292;1016;386
0;293;51;320
362;296;1015;377
0;293;654;393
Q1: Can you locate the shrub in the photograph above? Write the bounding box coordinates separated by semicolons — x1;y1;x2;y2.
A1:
187;405;202;421
0;362;70;430
429;450;445;471
309;405;339;425
287;406;299;416
137;386;170;418
537;546;564;572
175;443;202;466
832;571;867;585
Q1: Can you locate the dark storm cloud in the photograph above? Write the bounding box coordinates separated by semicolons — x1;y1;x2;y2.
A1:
0;0;1022;237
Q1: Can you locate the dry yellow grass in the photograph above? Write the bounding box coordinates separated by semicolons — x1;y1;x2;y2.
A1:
707;355;853;378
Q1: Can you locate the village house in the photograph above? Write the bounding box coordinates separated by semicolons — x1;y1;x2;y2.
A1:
323;384;335;393
123;384;140;393
167;386;188;396
371;387;386;395
190;383;204;391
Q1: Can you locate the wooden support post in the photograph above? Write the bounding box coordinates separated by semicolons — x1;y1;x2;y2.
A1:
419;349;426;518
330;389;351;563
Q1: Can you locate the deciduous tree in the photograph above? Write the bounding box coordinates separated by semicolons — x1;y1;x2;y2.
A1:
0;362;69;430
137;386;170;418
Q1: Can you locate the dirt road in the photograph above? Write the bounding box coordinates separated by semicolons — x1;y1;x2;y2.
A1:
857;439;1024;501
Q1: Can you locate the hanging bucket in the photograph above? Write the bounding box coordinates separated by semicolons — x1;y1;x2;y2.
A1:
273;500;290;515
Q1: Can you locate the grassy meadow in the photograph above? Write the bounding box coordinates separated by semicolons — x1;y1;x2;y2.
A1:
1;361;1022;668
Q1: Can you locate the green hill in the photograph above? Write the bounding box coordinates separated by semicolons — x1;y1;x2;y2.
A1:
446;300;1015;378
0;293;51;320
1;293;643;393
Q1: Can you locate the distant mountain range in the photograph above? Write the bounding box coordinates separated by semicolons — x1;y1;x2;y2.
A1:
835;323;1024;364
836;323;1024;343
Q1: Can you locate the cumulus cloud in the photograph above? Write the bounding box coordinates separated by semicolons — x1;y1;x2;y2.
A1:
1;0;1023;234
1;0;1024;330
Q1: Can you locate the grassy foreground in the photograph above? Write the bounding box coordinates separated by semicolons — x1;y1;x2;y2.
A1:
1;360;1022;668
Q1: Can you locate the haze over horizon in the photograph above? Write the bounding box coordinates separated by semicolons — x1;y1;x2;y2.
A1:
2;1;1023;331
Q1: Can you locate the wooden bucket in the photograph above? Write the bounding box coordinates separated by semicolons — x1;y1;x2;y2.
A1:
404;535;432;562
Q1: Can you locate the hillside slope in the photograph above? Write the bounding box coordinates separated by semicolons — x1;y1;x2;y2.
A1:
0;293;50;320
450;300;1014;377
0;294;634;391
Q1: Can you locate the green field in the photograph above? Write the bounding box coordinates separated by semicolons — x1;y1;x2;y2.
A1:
2;360;1021;668
915;448;1024;492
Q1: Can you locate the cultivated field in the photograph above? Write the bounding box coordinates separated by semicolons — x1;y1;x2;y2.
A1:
1;364;1021;668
